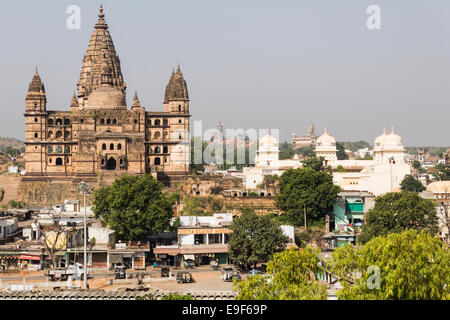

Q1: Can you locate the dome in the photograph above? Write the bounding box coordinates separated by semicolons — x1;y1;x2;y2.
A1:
374;128;387;145
259;133;277;147
86;86;126;109
316;127;335;146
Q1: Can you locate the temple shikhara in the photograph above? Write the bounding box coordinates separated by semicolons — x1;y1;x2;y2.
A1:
23;6;190;186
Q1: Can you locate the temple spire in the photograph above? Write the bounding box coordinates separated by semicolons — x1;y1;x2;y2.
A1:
132;90;141;109
77;5;126;103
71;91;79;108
28;68;45;93
164;65;189;104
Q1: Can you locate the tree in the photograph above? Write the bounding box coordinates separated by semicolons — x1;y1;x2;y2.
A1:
301;156;331;173
329;230;450;300
93;174;174;240
432;163;450;181
234;247;328;300
359;192;438;244
228;209;288;269
279;141;296;160
38;213;67;269
400;174;425;192
276;159;340;226
336;142;349;160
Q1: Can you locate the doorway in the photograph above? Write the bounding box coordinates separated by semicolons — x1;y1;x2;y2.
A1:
107;157;116;170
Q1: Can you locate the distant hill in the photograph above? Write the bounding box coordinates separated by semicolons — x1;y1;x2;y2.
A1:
0;137;24;151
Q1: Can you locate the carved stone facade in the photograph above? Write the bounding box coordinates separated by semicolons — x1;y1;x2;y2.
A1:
23;6;190;186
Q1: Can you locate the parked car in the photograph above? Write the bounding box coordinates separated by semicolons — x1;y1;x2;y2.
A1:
248;269;265;277
45;263;88;281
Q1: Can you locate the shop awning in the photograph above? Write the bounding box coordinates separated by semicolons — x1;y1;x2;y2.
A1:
183;255;195;261
109;254;123;264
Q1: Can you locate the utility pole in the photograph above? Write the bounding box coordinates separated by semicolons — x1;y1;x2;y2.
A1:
77;181;93;289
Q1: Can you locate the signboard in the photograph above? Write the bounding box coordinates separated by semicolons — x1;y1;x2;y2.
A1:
178;228;232;235
18;255;41;261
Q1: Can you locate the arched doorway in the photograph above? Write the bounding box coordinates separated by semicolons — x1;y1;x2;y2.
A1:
106;157;116;170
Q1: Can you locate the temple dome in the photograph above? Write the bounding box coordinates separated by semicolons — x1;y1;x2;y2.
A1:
86;86;126;109
316;127;335;146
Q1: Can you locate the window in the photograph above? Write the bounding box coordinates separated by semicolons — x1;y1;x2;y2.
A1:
163;146;168;153
102;143;106;150
155;119;161;126
154;157;161;165
113;119;117;124
101;119;105;124
154;131;161;139
48;119;54;125
134;119;137;124
178;105;181;112
80;118;84;123
117;143;122;150
55;131;62;138
107;119;111;124
47;131;53;139
147;119;151;126
147;147;152;154
155;146;161;153
65;146;70;153
34;118;38;123
56;119;62;125
56;158;63;166
178;119;182;124
64;119;70;125
48;146;53;153
65;131;70;137
49;159;52;164
56;146;62;153
110;143;114;150
163;119;168;126
34;133;38;138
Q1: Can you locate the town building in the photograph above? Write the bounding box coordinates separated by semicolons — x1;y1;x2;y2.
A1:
291;123;317;149
22;6;190;187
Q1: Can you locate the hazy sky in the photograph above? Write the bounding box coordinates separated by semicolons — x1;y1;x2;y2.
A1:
0;0;449;146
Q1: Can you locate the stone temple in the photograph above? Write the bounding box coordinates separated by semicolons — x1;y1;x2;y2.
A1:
23;6;190;186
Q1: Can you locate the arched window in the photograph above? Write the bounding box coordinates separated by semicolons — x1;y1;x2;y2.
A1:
55;131;62;138
48;146;53;153
65;131;70;137
178;119;182;124
64;119;70;125
155;146;161;153
56;118;62;125
65;146;70;153
163;146;168;153
48;119;54;125
56;146;62;153
154;131;161;139
49;159;52;164
101;119;105;124
102;143;106;150
112;119;117;124
154;157;161;165
56;158;63;166
147;147;152;154
34;118;38;123
34;133;38;138
110;143;114;150
155;119;161;126
107;119;111;124
117;143;122;150
163;119;168;126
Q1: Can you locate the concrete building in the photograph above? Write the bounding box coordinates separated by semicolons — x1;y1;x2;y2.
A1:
23;6;190;187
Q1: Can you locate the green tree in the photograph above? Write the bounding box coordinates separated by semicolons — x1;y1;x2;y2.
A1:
301;156;331;173
359;192;438;244
276;159;340;226
336;142;349;160
329;230;450;300
279;141;296;160
432;163;450;181
93;174;174;240
234;247;328;300
228;209;288;269
400;174;426;192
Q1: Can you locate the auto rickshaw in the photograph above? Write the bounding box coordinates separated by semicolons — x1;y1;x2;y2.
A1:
176;271;195;283
114;265;126;279
223;270;241;282
161;266;170;277
183;259;195;269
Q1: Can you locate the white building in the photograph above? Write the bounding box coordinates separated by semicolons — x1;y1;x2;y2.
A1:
314;128;338;163
0;216;18;239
